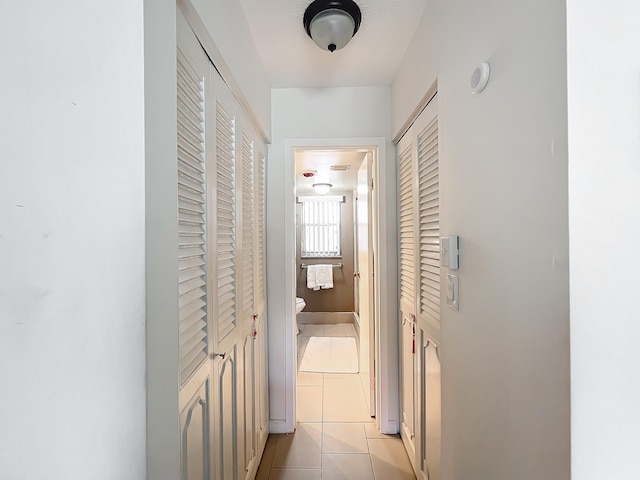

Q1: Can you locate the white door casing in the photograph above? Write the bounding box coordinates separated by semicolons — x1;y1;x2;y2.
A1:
356;153;376;416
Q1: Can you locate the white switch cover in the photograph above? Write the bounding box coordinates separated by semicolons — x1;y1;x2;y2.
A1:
446;273;459;311
440;235;459;269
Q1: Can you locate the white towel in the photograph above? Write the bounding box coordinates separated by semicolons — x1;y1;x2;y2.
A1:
306;264;333;290
315;264;326;287
307;265;320;290
318;264;333;289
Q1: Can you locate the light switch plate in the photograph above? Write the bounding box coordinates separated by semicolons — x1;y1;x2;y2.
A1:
441;235;459;269
446;273;459;311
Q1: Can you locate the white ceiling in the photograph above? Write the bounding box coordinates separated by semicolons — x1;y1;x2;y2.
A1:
237;0;429;88
295;149;368;194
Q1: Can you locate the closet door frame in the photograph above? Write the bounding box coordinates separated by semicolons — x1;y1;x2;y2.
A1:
395;91;442;480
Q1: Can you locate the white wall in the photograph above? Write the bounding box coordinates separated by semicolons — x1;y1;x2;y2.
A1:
567;1;640;477
392;0;570;478
0;2;146;479
268;87;398;432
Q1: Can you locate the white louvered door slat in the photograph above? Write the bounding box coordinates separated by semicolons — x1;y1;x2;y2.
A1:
241;133;254;320
399;144;416;311
255;153;266;310
177;46;208;386
418;116;440;326
216;102;237;346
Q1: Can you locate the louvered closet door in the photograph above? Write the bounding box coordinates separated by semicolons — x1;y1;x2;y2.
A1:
253;150;269;449
239;129;257;479
210;70;242;480
415;94;441;480
397;135;418;469
396;93;441;480
176;10;214;480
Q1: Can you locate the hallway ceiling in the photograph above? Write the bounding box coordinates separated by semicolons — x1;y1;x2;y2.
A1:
295;149;367;194
237;0;429;87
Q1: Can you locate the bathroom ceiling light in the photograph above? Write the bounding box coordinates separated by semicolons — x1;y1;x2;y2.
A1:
312;182;333;195
303;0;362;53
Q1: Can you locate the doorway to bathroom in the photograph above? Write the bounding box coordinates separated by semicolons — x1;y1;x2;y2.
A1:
293;145;377;422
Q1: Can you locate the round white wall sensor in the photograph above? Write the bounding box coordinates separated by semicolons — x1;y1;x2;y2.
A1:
470;62;491;94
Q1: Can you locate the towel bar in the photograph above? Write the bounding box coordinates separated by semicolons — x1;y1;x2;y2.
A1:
300;263;343;269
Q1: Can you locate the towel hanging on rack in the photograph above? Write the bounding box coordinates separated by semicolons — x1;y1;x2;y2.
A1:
307;264;333;290
319;264;333;289
307;265;319;290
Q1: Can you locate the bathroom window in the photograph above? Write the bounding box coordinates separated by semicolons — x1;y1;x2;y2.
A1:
298;196;343;257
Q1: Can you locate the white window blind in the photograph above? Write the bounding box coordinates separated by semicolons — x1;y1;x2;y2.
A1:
418;116;440;323
298;196;343;257
399;144;415;308
255;153;266;306
241;133;254;316
177;47;208;384
216;101;237;343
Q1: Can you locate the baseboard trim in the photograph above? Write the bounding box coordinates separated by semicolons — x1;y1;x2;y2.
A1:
297;311;355;325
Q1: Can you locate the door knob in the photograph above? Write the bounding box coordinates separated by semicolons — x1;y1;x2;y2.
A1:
211;352;226;359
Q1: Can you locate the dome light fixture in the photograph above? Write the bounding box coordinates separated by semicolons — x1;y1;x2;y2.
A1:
312;182;333;195
303;0;362;53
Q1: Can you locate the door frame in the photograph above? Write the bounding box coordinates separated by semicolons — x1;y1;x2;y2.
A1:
279;136;399;434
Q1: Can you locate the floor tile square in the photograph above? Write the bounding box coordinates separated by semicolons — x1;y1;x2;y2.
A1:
256;435;279;480
303;324;324;336
324;373;362;386
368;438;416;479
321;454;375;480
297;371;323;386
297;336;310;357
297;385;323;422
272;423;323;469
363;422;400;439
323;384;372;422
324;324;347;337
323;423;369;453
268;468;322;480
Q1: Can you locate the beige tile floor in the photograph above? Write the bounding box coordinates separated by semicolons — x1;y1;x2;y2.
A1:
256;323;416;480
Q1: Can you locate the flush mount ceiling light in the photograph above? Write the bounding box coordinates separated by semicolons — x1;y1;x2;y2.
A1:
303;0;362;53
312;182;333;195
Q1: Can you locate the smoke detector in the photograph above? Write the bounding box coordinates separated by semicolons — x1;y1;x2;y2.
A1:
330;165;350;172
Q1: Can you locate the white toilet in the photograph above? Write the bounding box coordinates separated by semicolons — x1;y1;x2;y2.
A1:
295;297;306;334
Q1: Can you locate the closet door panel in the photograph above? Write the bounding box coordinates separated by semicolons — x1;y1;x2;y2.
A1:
177;10;214;480
397;93;441;480
398;135;418;467
253;150;269;456
178;11;270;480
179;372;211;480
415;95;441;480
213;348;238;480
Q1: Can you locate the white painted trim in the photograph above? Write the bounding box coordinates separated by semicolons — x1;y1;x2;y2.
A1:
392;80;438;144
283;137;399;434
